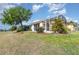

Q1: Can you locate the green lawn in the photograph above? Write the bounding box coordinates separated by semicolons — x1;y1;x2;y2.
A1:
0;31;79;55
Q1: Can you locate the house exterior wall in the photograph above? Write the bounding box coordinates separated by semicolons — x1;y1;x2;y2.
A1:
31;20;76;33
39;22;44;27
31;20;53;33
49;20;54;31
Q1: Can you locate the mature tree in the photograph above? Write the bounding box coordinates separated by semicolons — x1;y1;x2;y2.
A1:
2;6;32;30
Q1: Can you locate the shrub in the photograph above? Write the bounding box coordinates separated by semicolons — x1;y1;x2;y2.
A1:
57;26;68;34
36;27;44;33
16;25;30;32
16;26;24;32
22;25;30;31
10;26;17;31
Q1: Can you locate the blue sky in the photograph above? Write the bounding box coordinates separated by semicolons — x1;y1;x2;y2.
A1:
0;3;79;30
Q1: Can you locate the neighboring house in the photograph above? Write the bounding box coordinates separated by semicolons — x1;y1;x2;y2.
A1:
31;15;77;33
66;21;78;32
67;24;75;32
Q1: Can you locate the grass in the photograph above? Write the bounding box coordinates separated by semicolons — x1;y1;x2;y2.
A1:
0;31;79;55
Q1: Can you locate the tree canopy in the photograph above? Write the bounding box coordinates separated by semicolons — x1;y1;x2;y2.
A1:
2;6;32;28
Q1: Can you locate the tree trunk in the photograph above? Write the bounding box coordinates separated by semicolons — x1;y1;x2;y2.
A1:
20;20;24;32
20;21;23;28
4;24;6;32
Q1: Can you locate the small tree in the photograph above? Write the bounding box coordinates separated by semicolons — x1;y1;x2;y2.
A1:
52;17;68;34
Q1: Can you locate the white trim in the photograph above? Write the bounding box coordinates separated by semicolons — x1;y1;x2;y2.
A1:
31;24;36;32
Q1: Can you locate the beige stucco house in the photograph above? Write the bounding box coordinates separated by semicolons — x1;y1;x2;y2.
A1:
31;19;54;33
31;16;76;33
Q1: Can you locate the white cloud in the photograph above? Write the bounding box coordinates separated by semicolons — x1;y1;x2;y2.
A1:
46;3;66;17
53;8;66;15
47;3;66;12
65;16;78;23
32;4;44;12
32;3;66;15
47;15;55;19
47;15;50;19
